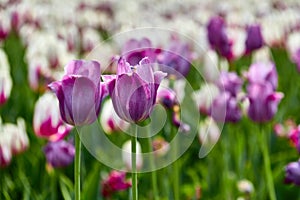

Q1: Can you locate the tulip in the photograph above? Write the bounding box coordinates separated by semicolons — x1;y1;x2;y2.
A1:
121;38;158;65
103;57;166;123
237;179;254;194
49;60;107;126
246;62;278;89
210;92;242;123
100;99;130;134
288;126;300;153
157;38;192;77
273;119;297;138
217;71;243;96
152;137;170;157
101;170;132;197
292;48;300;72
0;117;29;167
245;24;264;54
247;83;283;123
193;83;220;115
156;87;177;109
33;92;72;141
207;16;233;60
7;118;29;155
43;140;75;168
285;160;300;185
0;145;11;168
0;48;12;105
198;117;221;150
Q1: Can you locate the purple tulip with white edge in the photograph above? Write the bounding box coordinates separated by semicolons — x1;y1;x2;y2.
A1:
103;57;167;123
48;60;107;126
246;62;278;89
43;140;75;168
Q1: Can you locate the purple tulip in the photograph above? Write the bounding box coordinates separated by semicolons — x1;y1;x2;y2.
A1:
121;38;158;65
156;87;177;109
207;16;233;60
210;92;242;123
247;62;278;89
247;83;283;123
245;24;264;54
103;57;167;123
285;160;300;185
217;71;243;96
157;39;192;77
48;60;107;126
43;140;75;168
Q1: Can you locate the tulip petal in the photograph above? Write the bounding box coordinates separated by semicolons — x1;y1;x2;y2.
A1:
136;57;154;83
65;60;101;86
117;58;131;75
71;76;98;126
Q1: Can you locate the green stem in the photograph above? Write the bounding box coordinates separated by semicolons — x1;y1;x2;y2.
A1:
147;132;159;200
258;125;276;200
51;171;57;200
75;131;81;200
172;125;180;200
131;126;138;200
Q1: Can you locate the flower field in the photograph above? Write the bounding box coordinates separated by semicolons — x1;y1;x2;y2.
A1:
1;0;300;199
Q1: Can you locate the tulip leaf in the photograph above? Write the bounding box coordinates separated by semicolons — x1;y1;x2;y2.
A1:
82;163;101;200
